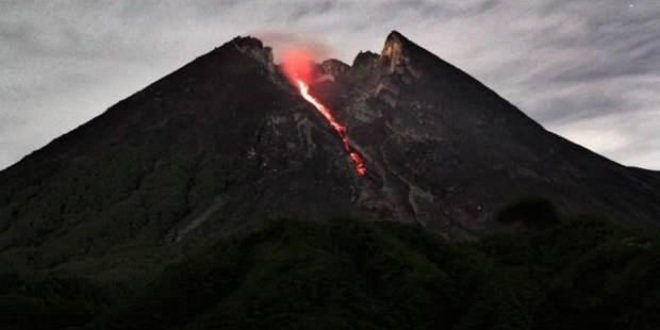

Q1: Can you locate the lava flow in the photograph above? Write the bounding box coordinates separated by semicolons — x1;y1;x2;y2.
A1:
282;50;367;176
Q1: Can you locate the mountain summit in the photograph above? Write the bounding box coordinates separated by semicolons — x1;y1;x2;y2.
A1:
0;31;658;265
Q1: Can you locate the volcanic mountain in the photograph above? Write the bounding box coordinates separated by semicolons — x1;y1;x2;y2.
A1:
1;31;659;270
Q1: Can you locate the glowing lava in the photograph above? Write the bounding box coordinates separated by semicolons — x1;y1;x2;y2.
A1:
282;49;367;176
297;80;367;176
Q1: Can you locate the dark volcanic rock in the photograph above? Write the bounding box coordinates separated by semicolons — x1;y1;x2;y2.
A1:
312;31;660;238
0;31;658;269
0;36;362;263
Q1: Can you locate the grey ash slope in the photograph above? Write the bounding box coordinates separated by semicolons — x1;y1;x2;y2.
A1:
311;31;660;237
0;31;658;269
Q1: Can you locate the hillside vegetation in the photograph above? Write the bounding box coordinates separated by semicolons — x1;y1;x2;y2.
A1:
1;206;659;329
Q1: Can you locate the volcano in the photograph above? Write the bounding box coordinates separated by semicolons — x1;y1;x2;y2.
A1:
1;30;659;263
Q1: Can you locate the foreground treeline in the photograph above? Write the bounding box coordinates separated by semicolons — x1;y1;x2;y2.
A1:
1;206;659;329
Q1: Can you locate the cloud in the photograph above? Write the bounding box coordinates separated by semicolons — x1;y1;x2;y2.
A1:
0;0;658;170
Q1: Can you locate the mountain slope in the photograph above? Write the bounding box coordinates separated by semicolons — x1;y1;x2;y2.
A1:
0;37;364;269
312;31;660;236
0;31;658;272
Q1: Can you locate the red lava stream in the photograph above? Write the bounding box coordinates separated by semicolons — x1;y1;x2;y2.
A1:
282;49;367;176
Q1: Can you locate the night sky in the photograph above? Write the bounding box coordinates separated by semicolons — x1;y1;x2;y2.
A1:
1;0;658;169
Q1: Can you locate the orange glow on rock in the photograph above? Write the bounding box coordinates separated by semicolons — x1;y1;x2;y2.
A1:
282;49;367;177
281;49;315;85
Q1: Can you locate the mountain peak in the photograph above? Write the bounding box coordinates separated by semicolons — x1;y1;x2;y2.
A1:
230;35;274;68
381;30;407;64
321;59;350;78
378;30;423;82
352;51;379;69
384;30;407;46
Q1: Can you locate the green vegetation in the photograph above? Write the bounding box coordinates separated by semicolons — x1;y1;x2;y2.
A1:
2;211;660;329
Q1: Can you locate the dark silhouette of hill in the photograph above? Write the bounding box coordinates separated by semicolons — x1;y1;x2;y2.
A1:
3;217;660;329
